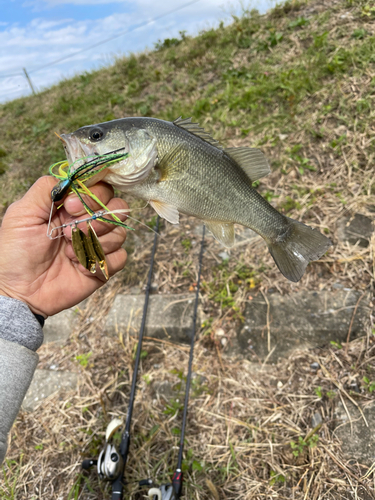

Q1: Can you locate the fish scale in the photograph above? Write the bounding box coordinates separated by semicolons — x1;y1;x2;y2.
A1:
60;116;331;282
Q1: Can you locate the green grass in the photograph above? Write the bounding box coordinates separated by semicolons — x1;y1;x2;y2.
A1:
0;0;373;210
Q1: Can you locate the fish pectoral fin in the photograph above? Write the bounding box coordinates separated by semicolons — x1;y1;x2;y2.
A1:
158;142;190;181
205;221;235;247
150;200;179;224
224;147;270;182
173;117;223;149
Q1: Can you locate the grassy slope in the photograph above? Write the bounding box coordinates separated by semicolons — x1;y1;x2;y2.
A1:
0;0;374;206
1;1;375;499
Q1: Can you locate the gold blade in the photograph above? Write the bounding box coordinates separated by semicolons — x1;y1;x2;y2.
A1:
87;222;109;280
72;226;97;274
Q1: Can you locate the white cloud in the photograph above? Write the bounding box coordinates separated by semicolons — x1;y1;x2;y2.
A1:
0;0;272;103
23;0;127;9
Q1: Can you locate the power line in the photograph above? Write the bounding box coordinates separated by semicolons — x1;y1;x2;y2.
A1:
0;0;200;80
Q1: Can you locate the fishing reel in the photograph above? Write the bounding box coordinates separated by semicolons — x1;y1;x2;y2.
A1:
82;418;124;481
82;418;177;499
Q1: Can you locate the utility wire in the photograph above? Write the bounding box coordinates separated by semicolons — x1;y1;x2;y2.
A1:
0;0;200;80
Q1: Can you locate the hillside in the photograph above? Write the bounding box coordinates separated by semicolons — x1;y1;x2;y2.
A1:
0;0;375;498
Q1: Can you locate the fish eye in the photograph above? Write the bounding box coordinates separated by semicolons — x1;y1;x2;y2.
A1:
89;128;104;141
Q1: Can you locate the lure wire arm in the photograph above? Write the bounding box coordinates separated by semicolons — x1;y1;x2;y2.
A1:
47;208;131;240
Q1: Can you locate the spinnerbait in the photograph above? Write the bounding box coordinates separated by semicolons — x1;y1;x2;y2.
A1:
48;149;131;279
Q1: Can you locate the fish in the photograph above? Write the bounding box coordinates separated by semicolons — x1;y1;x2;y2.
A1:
59;116;331;282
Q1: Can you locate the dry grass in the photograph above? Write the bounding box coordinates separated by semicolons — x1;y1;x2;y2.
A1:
2;305;375;499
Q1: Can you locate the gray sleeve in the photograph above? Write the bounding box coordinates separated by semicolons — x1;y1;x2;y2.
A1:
0;297;43;464
0;296;44;351
0;338;39;464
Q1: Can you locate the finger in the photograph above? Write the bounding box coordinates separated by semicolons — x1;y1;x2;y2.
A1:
63;181;115;216
106;248;127;277
62;198;129;239
65;225;126;261
71;247;127;282
8;176;58;224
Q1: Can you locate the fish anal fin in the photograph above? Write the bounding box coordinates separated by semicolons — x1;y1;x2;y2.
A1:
174;117;223;149
205;221;235;247
224;147;270;182
150;200;179;224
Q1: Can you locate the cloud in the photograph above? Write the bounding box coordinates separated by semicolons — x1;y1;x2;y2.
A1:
23;0;126;9
0;0;271;102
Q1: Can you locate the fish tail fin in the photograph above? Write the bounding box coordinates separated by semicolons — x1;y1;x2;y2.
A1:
267;218;331;282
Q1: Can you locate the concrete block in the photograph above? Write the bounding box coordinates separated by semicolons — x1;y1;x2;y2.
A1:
105;294;199;343
43;304;84;345
22;369;78;411
337;213;373;248
238;290;371;362
334;401;375;466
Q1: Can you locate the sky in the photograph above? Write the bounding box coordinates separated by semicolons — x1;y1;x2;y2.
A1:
0;0;274;103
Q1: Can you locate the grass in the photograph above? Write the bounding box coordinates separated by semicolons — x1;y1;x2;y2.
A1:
0;0;375;498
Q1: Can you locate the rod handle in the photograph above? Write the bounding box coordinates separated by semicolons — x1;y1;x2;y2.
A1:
172;470;183;498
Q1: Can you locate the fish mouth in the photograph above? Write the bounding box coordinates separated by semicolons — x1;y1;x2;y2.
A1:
59;133;97;170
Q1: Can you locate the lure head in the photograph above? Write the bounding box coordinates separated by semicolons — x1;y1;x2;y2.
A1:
51;178;72;202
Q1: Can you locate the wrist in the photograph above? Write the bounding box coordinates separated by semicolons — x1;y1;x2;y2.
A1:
0;287;47;319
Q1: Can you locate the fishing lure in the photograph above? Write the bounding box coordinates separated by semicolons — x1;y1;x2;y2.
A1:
48;150;131;280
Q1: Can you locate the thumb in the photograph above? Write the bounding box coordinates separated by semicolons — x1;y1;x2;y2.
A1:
8;176;57;226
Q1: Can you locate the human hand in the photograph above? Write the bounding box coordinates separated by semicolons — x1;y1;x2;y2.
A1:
0;176;127;317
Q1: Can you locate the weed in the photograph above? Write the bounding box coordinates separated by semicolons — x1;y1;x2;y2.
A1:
75;352;93;368
330;340;342;349
132;342;148;360
270;469;286;485
1;457;23;500
288;17;309;29
181;238;192;252
315;386;323;398
363;376;375;393
352;28;367;39
163;398;184;417
290;434;319;457
67;474;94;500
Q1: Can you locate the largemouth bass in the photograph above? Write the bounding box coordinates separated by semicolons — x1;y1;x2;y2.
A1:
60;117;331;282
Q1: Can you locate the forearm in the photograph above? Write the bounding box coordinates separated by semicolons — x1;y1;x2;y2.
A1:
0;296;43;464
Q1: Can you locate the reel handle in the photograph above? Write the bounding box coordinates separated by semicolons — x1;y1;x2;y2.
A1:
82;459;97;470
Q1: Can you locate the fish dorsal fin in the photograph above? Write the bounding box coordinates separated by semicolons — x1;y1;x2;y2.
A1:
158;142;190;181
205;221;235;248
224;147;270;182
150;200;179;224
173;117;223;149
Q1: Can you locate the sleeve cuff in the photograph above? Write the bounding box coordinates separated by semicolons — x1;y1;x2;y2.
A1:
0;296;44;352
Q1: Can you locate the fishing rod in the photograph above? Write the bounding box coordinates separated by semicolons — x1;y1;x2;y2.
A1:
111;215;160;500
82;221;205;499
171;224;205;497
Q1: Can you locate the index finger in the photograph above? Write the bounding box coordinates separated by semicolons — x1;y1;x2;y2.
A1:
63;182;115;216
